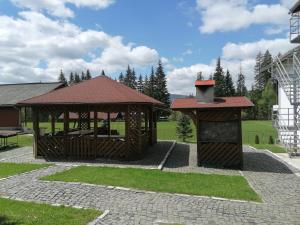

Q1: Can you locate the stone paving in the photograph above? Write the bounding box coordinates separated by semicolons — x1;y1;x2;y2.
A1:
0;141;173;169
0;144;300;225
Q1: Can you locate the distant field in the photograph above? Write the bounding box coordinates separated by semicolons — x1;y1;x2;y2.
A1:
18;120;284;153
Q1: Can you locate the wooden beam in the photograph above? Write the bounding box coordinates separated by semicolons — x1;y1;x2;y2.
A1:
32;108;39;158
51;113;55;135
94;111;98;158
107;112;111;136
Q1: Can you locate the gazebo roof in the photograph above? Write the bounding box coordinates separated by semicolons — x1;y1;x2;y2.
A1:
171;96;253;110
19;75;164;106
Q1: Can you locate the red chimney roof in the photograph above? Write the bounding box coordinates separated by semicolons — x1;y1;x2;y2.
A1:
171;96;253;109
19;75;164;106
195;80;215;86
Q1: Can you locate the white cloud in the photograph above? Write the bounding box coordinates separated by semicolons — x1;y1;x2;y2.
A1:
167;37;294;95
182;49;193;56
197;0;289;33
11;0;115;18
0;11;160;84
222;38;292;60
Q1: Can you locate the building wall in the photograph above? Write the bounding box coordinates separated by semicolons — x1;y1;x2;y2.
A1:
0;107;20;128
196;108;243;169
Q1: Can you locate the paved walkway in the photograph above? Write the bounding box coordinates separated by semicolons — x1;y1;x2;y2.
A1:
0;144;300;224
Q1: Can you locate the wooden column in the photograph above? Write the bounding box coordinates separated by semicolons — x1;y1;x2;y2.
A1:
94;111;98;158
237;109;243;169
196;109;201;166
51;113;55;135
63;110;69;157
32;108;39;158
107;112;111;136
149;107;153;145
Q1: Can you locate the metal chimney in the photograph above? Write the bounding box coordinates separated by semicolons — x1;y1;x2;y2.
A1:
195;80;215;103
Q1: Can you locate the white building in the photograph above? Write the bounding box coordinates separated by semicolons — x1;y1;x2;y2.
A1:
272;1;300;155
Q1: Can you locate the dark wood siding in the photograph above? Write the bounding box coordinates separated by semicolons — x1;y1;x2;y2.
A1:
0;107;20;128
196;109;243;169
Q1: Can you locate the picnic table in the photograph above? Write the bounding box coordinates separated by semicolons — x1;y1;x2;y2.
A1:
0;131;19;149
68;129;94;136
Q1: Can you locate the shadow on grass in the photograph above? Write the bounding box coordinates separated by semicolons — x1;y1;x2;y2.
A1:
0;216;20;225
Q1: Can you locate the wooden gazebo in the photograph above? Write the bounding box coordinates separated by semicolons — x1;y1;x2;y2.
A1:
18;75;164;160
172;79;253;169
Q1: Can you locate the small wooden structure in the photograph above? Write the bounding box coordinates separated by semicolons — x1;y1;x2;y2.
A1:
172;79;253;169
0;82;64;129
18;75;164;160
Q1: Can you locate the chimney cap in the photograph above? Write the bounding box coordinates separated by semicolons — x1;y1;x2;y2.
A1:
195;80;215;86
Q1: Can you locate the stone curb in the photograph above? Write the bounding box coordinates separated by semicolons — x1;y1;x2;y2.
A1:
158;140;176;170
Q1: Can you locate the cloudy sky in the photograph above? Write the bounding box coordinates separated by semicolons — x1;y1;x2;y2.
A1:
0;0;297;94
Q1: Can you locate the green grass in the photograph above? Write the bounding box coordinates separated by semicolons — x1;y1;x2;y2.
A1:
0;163;49;179
43;166;261;202
0;198;100;225
22;120;285;153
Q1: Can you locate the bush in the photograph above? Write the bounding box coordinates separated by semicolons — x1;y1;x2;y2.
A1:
255;135;260;144
268;135;274;144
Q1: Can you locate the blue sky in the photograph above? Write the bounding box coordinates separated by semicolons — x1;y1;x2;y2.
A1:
0;0;296;94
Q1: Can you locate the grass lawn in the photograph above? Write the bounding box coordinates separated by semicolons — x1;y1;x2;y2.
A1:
23;120;285;153
42;166;261;202
0;163;49;179
0;198;100;225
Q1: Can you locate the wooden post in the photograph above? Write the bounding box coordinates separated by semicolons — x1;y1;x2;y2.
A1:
149;107;153;145
32;108;39;158
64;109;69;157
94;111;98;158
24;107;27;127
196;109;201;166
145;109;148;137
107;112;111;136
51;113;55;135
237;109;243;169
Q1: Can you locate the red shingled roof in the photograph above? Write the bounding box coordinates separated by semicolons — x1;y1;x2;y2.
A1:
171;96;253;109
19;75;164;106
195;80;215;86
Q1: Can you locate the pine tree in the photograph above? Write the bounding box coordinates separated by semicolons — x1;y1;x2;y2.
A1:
176;113;193;142
137;74;144;93
81;71;86;80
86;69;92;79
124;65;137;89
74;73;81;83
58;69;67;85
143;75;149;95
155;60;170;106
236;68;247;96
197;71;204;80
131;68;137;89
254;51;263;91
119;72;124;83
261;50;272;89
258;79;277;119
69;72;74;85
224;70;235;96
149;66;156;98
101;70;105;76
213;57;226;97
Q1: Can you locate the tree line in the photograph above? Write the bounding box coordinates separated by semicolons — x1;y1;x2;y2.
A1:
58;69;94;85
57;60;170;112
207;51;277;120
118;60;170;109
209;57;247;98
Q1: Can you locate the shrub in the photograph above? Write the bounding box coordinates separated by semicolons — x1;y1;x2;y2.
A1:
268;135;274;144
255;135;260;144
